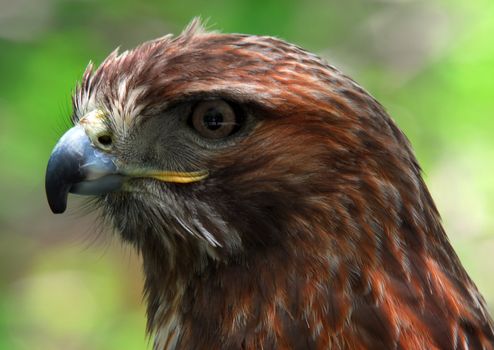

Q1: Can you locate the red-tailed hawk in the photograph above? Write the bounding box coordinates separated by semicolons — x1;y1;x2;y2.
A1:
45;20;494;349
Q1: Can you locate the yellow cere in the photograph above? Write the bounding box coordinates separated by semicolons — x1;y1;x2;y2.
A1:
144;170;209;183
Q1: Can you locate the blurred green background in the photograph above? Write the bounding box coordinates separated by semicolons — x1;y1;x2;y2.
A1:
1;0;493;349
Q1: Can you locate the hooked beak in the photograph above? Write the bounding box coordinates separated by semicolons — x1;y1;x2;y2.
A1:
45;125;123;214
45;124;208;214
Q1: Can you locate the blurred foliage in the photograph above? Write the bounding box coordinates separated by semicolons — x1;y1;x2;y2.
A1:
0;0;493;349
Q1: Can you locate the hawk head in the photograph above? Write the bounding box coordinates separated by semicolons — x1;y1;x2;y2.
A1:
45;20;494;349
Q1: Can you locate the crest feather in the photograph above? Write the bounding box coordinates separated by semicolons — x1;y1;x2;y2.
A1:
181;17;214;38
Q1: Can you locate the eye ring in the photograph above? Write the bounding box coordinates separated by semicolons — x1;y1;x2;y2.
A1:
190;100;238;139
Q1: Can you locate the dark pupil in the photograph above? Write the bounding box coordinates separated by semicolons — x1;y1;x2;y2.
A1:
202;108;224;130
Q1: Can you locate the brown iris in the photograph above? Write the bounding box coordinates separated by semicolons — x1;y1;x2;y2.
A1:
191;100;236;139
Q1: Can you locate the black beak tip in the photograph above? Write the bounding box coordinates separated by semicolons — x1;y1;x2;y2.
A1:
47;195;68;214
45;172;70;214
47;196;68;214
45;125;88;214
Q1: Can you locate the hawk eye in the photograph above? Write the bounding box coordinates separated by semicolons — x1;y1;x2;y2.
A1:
190;100;237;139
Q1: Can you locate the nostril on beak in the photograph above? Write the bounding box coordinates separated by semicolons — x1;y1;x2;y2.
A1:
79;110;113;151
96;134;113;149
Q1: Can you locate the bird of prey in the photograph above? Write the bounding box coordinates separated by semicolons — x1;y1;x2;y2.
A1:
45;19;494;349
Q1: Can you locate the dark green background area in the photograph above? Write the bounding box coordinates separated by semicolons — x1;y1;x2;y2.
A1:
0;0;493;349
